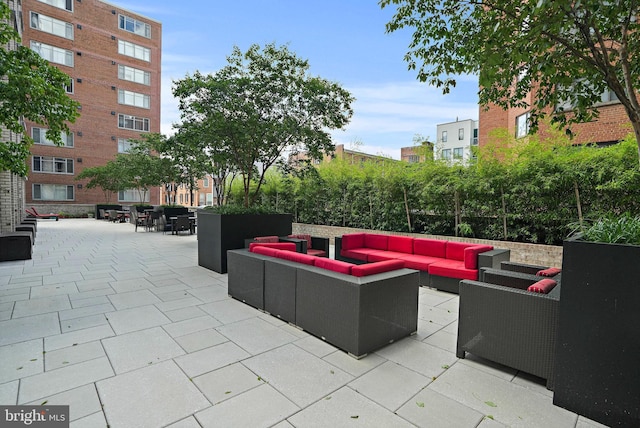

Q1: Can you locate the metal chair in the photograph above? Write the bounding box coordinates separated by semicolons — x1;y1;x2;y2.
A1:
173;215;192;235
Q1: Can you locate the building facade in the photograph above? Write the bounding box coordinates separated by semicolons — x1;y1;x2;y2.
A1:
21;0;162;212
435;119;479;164
400;142;434;163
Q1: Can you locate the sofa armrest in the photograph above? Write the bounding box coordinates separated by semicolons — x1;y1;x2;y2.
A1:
334;236;343;259
480;267;541;290
500;261;548;275
478;248;510;270
311;236;329;254
279;236;307;253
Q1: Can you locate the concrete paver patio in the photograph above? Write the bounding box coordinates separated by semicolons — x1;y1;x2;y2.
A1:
0;219;607;427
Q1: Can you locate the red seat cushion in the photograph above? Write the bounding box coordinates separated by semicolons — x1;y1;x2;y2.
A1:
528;278;557;294
250;246;281;257
413;239;447;258
364;234;388;250
306;249;327;257
367;250;410;262
428;259;478;280
464;245;494;269
536;267;561;277
395;254;443;271
314;258;352;274
249;242;296;252
351;259;405;277
341;248;378;262
388;236;413;254
341;233;365;250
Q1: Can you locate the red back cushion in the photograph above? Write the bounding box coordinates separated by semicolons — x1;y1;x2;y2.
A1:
388;236;414;254
254;235;280;243
341;233;365;250
413;239;447;258
536;267;562;277
288;234;312;248
364;234;388;250
249;242;297;252
445;241;473;261
314;258;352;274
250;246;280;257
527;278;557;294
464;245;494;269
351;259;405;277
277;250;316;266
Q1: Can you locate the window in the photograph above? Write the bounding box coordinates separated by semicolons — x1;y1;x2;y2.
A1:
118;189;149;202
453;148;464;159
408;155;420;163
118;65;150;85
179;194;184;204
65;78;73;94
32;128;74;147
118;114;149;132
38;0;73;12
118;89;150;109
557;79;622;111
118;40;150;62
458;128;464;140
30;12;73;39
118;138;133;153
32;156;74;174
33;184;74;200
472;129;478;145
441;131;448;143
203;178;209;188
31;41;73;67
119;15;151;38
516;112;531;138
442;149;452;160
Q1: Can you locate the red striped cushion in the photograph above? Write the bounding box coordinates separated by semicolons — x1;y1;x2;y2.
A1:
527;278;557;294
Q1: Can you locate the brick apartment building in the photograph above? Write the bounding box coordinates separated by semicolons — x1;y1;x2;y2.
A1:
479;86;632;148
21;0;162;212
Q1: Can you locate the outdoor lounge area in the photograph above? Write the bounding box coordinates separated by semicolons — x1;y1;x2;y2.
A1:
0;219;607;427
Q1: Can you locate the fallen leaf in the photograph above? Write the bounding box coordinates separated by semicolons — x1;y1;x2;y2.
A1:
225;391;232;395
350;416;359;419
485;401;497;408
416;402;425;408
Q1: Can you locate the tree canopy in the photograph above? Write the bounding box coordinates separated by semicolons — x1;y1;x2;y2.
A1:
172;43;354;207
380;0;640;165
0;2;79;176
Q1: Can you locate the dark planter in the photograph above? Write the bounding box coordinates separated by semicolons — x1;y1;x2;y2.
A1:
197;211;292;274
553;235;640;427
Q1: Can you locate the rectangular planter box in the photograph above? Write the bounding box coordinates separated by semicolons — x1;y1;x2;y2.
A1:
197;211;292;274
553;235;640;427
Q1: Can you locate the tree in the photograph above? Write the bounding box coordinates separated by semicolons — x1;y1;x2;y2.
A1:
381;0;640;166
173;43;354;207
0;2;79;176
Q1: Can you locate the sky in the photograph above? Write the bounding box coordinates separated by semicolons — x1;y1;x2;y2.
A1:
110;0;479;159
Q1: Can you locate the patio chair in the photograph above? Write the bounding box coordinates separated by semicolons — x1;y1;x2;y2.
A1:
25;207;59;221
131;210;147;232
457;270;560;390
173;215;192;235
286;234;329;257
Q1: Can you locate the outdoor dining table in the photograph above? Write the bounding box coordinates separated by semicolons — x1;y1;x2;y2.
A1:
168;216;196;235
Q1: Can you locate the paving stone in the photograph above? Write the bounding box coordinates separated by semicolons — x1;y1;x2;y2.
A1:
243;344;353;408
0;313;60;346
163;306;207;322
19;357;114;404
287;386;413;428
69;295;111;308
165;416;202;428
163;315;221;338
30;283;79;298
422;328;457;353
59;303;115;321
60;314;108;333
45;341;106;371
173;328;228;353
322;350;386;378
69;411;108;428
294;335;339;358
0;380;18;405
44;324;115;352
108;277;153;293
429;362;578;427
195;384;298;428
105;304;170;334
42;272;84;286
199;299;257;324
12;294;71;318
418;304;458;326
107;289;161;310
375;337;458;379
216;317;298;355
26;384;102;422
97;361;209;428
175;341;250;378
193;362;263;404
102;327;185;374
396;387;484;427
0;339;43;384
153;291;195;304
187;285;229;303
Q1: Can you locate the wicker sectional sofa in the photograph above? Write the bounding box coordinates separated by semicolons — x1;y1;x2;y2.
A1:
227;244;420;358
335;233;510;293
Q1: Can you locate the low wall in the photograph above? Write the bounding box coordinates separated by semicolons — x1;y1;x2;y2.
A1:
292;223;563;268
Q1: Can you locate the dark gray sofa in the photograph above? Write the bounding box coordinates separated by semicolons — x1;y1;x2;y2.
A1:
227;248;420;358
